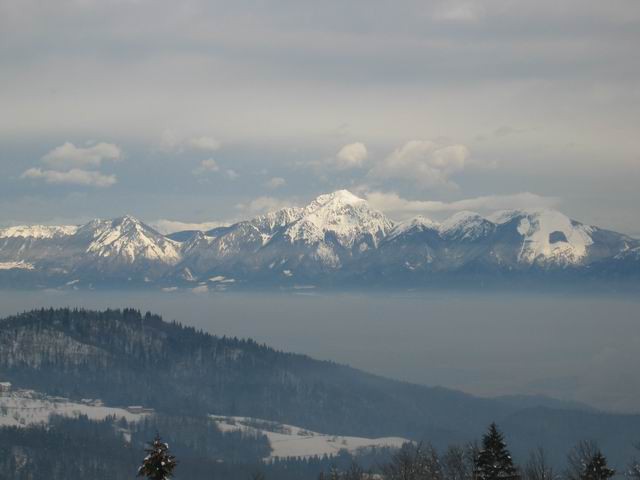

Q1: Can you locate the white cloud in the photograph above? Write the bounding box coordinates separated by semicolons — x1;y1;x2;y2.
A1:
235;196;294;215
192;158;220;175
186;136;221;152
151;219;228;234
42;142;122;169
21;168;117;187
264;177;286;189
365;191;560;220
334;142;368;169
161;130;221;152
369;140;470;188
226;169;239;180
433;3;482;22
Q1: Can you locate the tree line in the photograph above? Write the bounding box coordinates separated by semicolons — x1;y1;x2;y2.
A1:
138;423;640;480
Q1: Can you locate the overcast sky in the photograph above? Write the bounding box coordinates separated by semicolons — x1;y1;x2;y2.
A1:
1;0;639;235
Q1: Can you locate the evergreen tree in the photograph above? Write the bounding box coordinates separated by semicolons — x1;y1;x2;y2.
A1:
137;434;178;480
565;441;615;480
475;423;520;480
579;451;614;480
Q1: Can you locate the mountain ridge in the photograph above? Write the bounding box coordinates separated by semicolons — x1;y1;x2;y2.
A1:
0;190;638;288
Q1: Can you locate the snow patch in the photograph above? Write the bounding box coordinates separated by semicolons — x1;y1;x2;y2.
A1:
0;389;150;428
516;210;594;265
0;225;78;239
210;415;407;460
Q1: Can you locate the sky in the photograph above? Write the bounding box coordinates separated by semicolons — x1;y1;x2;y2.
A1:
1;0;639;236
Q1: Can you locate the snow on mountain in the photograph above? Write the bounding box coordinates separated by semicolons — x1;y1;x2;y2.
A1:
0;190;637;286
211;415;407;460
439;211;495;241
388;216;439;240
511;210;595;265
0;225;78;239
283;190;393;248
83;215;182;265
250;207;305;237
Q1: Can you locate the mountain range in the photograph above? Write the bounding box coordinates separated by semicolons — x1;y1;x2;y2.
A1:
1;190;638;289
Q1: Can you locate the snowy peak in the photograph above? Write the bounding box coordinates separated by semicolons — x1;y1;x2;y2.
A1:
84;215;182;265
389;216;439;239
305;189;366;211
283;190;393;248
439;211;494;241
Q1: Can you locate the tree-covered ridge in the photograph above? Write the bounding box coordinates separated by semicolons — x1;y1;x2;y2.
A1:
0;308;506;439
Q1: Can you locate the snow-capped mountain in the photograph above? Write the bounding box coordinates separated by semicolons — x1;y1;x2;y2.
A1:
282;190;392;248
0;190;638;288
81;215;181;266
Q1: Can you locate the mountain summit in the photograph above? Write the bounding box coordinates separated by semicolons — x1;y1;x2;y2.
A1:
0;190;638;288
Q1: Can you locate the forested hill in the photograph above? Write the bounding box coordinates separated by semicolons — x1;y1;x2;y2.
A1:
0;308;505;441
1;308;639;467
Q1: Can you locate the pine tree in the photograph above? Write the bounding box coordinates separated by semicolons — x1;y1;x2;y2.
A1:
137;434;178;480
475;423;520;480
579;451;614;480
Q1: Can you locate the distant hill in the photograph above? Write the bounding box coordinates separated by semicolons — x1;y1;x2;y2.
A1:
0;308;639;468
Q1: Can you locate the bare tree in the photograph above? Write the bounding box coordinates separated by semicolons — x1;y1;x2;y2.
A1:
627;444;640;480
443;444;477;480
524;448;555;480
343;462;368;480
566;441;614;480
566;441;599;480
382;442;443;480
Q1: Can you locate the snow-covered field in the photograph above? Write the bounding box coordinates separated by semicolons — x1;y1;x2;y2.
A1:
211;415;408;460
0;389;149;427
0;261;34;270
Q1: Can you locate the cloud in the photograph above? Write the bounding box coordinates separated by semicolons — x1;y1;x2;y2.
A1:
264;177;286;189
226;169;239;180
369;140;470;188
235;196;294;215
365;191;560;219
151;219;228;234
186;136;221;152
21;168;117;187
41;142;122;169
192;158;220;175
161;131;221;152
433;3;482;23
334;142;368;169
